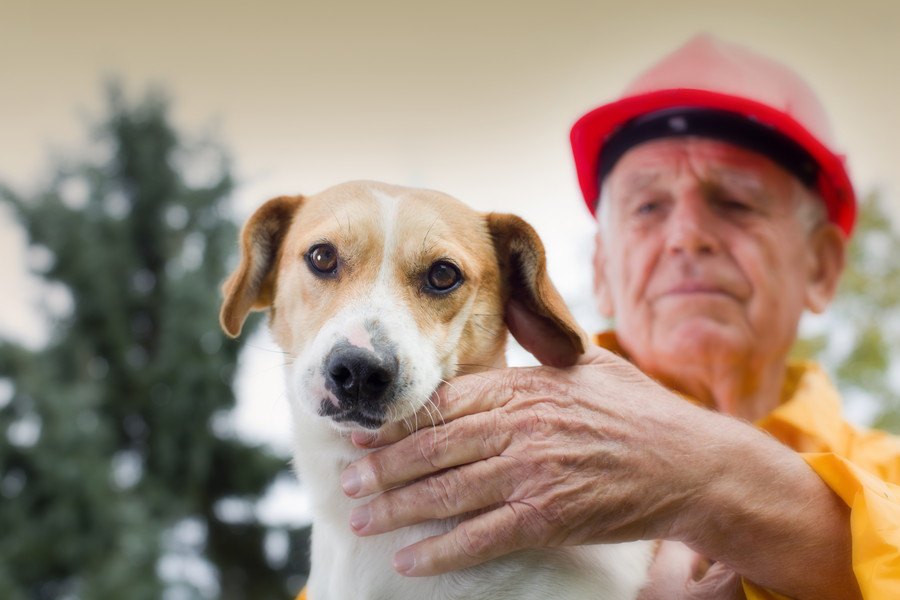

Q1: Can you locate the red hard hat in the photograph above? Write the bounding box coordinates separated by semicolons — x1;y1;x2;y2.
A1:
570;34;856;235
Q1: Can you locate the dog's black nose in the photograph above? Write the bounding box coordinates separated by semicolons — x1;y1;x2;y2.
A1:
325;347;398;409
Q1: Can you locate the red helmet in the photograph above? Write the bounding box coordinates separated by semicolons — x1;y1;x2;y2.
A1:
570;34;856;235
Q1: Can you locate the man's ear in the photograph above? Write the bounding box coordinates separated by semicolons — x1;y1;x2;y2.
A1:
220;195;303;337
486;213;587;367
593;228;614;318
805;222;846;314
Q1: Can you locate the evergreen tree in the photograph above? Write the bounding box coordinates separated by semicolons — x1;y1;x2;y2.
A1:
0;85;309;599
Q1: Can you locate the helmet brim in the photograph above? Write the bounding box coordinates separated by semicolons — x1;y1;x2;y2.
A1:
570;88;856;236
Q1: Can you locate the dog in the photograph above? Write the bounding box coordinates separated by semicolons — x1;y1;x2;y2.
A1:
219;181;653;600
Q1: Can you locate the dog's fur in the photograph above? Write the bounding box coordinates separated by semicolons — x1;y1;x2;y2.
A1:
220;181;652;600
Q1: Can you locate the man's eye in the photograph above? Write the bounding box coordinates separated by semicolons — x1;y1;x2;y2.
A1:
720;198;752;212
306;243;339;276
636;201;660;215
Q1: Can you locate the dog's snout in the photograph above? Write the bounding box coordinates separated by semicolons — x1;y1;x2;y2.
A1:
325;347;398;408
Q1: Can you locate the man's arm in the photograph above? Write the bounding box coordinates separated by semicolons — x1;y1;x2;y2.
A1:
341;349;860;599
664;413;857;599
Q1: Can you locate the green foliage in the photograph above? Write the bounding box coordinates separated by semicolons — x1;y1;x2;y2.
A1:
793;192;900;432
0;85;309;599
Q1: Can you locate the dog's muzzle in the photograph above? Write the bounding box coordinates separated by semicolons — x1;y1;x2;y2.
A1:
319;343;400;428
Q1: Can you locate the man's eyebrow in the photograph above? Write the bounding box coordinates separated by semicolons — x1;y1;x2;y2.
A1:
615;171;661;195
709;168;768;197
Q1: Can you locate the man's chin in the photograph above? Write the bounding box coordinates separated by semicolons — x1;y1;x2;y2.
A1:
653;318;750;361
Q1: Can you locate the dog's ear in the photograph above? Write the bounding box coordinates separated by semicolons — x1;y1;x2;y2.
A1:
486;213;587;368
220;195;303;338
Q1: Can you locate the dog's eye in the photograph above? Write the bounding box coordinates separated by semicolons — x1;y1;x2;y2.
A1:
306;243;338;276
426;261;462;293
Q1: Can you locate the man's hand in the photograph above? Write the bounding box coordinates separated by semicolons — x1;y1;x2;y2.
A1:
340;348;709;576
340;345;858;600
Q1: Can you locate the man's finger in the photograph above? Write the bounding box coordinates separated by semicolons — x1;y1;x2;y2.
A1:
349;456;517;535
354;368;524;448
342;410;511;497
392;503;533;577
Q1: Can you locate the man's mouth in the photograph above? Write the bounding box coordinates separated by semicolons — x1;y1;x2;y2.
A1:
659;281;735;298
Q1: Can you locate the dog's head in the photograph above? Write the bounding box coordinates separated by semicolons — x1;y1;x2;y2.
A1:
220;181;586;432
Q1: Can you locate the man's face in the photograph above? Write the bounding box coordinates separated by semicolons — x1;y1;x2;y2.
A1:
594;137;844;382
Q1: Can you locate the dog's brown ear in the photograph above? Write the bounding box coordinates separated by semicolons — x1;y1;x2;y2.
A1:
220;195;303;337
487;213;587;368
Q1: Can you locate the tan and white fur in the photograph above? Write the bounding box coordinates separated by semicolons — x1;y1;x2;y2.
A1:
220;181;652;600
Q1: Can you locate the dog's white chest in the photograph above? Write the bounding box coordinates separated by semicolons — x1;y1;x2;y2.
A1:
294;425;652;600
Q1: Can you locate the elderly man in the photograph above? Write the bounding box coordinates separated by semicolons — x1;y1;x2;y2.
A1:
338;36;900;599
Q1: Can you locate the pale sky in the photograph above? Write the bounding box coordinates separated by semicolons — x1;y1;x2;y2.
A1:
2;0;898;493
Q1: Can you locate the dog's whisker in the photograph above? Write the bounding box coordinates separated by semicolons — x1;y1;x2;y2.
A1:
439;378;464;408
455;367;486;376
429;403;450;457
453;372;495;385
469;318;503;328
327;205;345;240
244;342;291;355
401;412;414;438
246;363;293;378
456;362;505;371
435;380;459;453
470;321;502;336
415;409;437;465
421;217;439;255
423;397;439;431
414;406;442;462
343;208;352;240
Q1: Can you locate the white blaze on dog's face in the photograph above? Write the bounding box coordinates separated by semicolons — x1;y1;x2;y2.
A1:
220;181;586;432
271;182;504;431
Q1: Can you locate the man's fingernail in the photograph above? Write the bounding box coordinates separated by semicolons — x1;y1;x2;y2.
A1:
352;431;377;446
349;505;371;532
394;549;416;574
341;466;361;496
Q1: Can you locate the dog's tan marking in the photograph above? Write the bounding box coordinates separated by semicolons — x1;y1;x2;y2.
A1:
271;186;385;350
221;181;587;377
220;194;303;337
487;213;587;367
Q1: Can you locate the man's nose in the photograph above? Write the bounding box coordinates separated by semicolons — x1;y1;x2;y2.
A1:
664;195;720;256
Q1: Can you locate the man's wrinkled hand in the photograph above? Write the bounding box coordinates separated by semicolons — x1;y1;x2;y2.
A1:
340;348;711;577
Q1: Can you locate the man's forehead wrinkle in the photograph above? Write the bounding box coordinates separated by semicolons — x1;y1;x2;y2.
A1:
705;168;768;196
616;170;663;196
611;151;784;202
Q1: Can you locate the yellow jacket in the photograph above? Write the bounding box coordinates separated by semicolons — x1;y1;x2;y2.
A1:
595;332;900;599
295;336;900;600
745;361;900;598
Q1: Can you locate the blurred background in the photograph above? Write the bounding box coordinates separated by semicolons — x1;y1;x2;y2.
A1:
2;1;899;598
